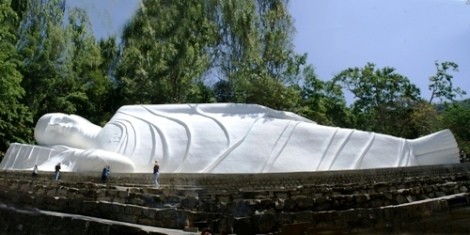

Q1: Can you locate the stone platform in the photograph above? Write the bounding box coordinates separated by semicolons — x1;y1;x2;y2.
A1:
1;163;470;234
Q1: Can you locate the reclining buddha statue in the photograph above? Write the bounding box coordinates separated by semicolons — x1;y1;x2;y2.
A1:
0;103;460;173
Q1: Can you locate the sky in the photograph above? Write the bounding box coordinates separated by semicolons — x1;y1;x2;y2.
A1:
290;0;470;101
68;0;470;102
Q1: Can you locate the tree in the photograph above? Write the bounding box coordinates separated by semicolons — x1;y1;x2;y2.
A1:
440;103;470;153
16;1;112;125
65;8;113;124
97;36;121;122
115;0;305;110
16;0;71;118
116;0;218;105
212;0;305;110
10;0;27;25
334;63;421;137
297;64;352;126
423;61;468;150
429;61;466;103
406;100;440;137
0;0;32;155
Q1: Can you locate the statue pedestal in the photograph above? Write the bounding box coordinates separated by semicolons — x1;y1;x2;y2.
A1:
0;143;62;170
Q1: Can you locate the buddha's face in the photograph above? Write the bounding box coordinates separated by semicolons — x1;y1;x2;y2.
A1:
35;113;101;149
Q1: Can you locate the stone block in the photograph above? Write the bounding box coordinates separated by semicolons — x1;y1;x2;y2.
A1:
129;197;145;206
258;198;275;210
117;190;129;198
19;183;31;191
66;187;80;199
118;214;138;224
137;217;155;226
112;197;126;204
85;221;111;234
233;200;254;217
46;188;57;197
293;211;313;224
128;187;144;194
57;187;68;197
294;196;314;210
253;212;277;233
162;195;181;204
216;195;231;203
66;199;83;214
355;194;370;204
280;222;310;235
395;195;407;204
97;196;113;202
98;201;113;216
109;224;146;234
233;217;255;235
95;189;106;198
155;208;189;229
181;196;199;209
184;226;199;232
125;204;143;216
143;207;157;219
460;186;468;193
284;198;296;211
275;199;285;210
82;201;99;215
79;188;96;199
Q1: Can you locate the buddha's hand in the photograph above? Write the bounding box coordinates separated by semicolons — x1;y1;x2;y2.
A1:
43;148;135;173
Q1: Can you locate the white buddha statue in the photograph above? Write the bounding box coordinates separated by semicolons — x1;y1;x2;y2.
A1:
0;103;460;173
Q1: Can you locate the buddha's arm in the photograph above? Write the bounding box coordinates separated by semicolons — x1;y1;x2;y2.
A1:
40;147;135;173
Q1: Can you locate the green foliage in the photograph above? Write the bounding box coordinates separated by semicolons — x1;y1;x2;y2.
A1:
115;0;306;110
16;0;71;118
334;63;421;137
116;0;218;105
429;61;466;103
1;0;468;158
297;64;352;126
0;0;32;154
426;62;469;151
212;0;305;110
10;0;27;25
65;8;114;123
439;103;470;153
15;1;115;126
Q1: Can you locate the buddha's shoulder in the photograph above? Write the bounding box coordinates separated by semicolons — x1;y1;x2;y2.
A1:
115;103;264;115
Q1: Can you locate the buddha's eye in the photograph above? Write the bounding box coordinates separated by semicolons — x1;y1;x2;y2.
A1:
47;122;69;133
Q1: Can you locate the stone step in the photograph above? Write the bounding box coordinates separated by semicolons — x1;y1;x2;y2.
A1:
3;178;470;233
3;176;470;214
2;163;470;234
0;203;196;235
2;163;470;188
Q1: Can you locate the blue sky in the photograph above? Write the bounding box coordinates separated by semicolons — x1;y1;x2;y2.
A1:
291;0;470;101
68;0;470;101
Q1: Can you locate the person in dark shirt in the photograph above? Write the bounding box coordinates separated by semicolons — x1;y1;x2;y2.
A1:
101;165;110;183
54;163;61;180
152;161;160;188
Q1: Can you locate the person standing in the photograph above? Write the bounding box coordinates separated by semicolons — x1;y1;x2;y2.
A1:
32;164;39;177
54;163;61;180
101;165;110;183
152;161;160;188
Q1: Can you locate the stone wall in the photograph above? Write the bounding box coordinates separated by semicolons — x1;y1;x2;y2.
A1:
1;163;470;234
0;204;169;235
3;162;470;188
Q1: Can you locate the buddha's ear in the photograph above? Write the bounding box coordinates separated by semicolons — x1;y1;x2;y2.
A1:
46;122;65;133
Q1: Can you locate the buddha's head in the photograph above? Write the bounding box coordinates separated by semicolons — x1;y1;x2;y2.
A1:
35;113;102;149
